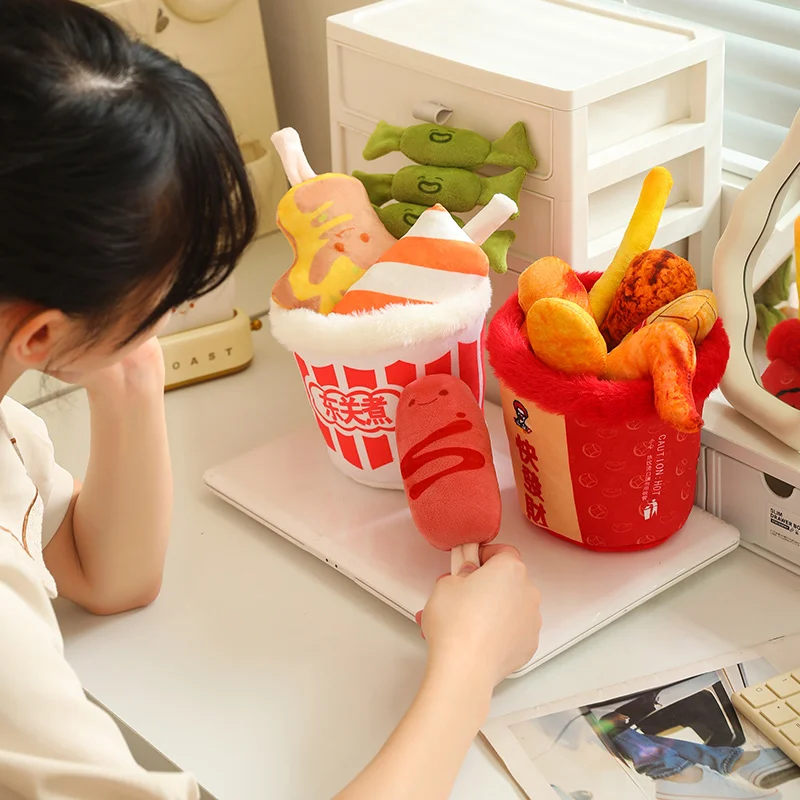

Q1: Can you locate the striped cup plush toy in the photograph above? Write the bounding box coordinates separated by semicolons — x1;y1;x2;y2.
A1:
332;196;516;315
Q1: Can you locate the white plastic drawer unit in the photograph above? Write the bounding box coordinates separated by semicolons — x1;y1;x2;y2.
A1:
708;449;800;575
327;0;724;285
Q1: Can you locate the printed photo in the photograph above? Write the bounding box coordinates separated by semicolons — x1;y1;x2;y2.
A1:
486;657;800;800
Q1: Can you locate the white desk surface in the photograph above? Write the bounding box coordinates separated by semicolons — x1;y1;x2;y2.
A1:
32;277;800;800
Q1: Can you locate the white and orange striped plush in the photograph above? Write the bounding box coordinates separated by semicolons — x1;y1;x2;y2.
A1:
332;204;490;315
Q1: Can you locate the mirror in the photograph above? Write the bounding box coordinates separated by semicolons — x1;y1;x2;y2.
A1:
713;107;800;450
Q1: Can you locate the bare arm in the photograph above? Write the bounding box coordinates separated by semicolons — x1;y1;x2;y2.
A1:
335;664;490;800
44;338;171;615
336;546;542;800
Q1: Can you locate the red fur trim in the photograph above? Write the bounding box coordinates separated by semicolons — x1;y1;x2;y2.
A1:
766;318;800;369
487;275;730;425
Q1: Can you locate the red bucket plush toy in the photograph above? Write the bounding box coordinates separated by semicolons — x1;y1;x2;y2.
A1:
487;275;730;552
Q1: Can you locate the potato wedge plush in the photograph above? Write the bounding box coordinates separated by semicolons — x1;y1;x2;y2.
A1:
518;257;591;315
526;298;607;376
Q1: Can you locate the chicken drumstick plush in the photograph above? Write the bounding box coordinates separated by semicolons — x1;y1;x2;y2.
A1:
396;374;501;574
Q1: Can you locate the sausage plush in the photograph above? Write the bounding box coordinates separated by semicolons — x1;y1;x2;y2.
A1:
396;374;501;566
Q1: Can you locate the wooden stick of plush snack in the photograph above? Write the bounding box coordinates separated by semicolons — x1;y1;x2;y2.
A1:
270;127;316;186
589;167;674;325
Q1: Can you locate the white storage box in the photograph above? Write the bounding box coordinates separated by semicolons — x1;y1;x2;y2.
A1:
704;392;800;574
327;0;724;284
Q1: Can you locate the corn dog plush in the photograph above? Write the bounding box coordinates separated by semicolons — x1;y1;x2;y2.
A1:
374;201;515;274
518;257;592;315
589;167;674;325
354;165;526;216
526;298;607;376
601;249;698;347
363;120;536;171
270;129;395;314
605;321;702;434
396;374;501;573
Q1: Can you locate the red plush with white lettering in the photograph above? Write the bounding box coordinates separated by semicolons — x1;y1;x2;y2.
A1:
396;374;501;552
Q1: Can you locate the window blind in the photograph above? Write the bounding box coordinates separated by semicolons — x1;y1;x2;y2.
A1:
614;0;800;178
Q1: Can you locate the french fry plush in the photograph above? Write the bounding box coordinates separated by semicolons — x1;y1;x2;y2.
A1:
270;129;395;314
354;166;526;216
526;298;607;376
600;249;698;347
518;257;592;315
589;167;674;325
363;120;537;171
605;321;702;434
374;201;515;274
623;289;718;346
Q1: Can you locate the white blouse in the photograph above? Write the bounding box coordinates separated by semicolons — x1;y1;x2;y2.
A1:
0;396;198;799
0;397;74;597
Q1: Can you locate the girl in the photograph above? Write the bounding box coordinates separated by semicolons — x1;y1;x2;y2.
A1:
0;2;543;798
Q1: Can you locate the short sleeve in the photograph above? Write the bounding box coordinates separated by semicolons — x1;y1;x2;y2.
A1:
41;463;75;547
0;399;76;546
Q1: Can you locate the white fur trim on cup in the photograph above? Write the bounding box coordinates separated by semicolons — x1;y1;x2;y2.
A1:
269;280;491;359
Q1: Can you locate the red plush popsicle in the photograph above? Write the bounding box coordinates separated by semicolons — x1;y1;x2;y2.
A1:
396;374;502;574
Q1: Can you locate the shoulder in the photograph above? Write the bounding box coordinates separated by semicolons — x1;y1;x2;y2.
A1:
0;396;53;460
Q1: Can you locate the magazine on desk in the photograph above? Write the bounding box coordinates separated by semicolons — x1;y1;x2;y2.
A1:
482;635;800;800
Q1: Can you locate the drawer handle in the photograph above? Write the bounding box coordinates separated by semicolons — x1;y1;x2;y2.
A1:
412;102;453;126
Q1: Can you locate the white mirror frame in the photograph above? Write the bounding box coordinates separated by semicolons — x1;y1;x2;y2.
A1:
713;108;800;451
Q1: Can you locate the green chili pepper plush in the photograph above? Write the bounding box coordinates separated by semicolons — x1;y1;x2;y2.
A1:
363;120;537;172
354;165;525;217
373;201;515;274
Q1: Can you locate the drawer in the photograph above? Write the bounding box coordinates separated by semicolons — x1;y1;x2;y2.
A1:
710;450;800;569
330;44;554;183
587;149;699;243
335;123;554;265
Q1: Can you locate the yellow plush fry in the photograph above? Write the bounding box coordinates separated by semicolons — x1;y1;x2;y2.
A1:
526;298;607;376
518;257;591;315
622;289;718;346
605;321;701;434
589;167;674;324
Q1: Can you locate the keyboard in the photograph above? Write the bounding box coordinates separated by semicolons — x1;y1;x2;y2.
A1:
732;670;800;766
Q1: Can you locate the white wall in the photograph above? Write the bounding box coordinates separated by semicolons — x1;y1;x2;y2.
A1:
258;0;377;172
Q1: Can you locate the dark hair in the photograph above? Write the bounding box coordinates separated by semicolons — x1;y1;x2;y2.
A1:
0;0;257;344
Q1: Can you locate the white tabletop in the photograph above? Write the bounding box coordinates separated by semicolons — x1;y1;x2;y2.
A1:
31;243;800;799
